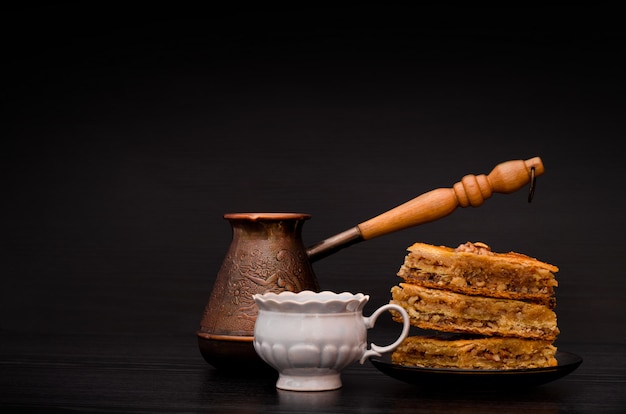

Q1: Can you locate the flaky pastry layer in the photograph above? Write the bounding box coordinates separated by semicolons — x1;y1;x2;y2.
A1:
392;335;558;369
390;283;559;340
397;242;558;306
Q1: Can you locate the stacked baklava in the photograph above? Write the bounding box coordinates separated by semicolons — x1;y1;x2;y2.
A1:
390;241;559;369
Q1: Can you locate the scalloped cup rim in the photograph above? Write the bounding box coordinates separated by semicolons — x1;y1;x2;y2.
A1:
253;290;370;313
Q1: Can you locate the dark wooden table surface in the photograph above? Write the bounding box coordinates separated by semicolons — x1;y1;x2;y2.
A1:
1;333;624;413
2;5;625;413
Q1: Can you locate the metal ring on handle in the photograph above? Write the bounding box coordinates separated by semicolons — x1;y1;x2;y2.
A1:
528;166;536;203
360;304;410;364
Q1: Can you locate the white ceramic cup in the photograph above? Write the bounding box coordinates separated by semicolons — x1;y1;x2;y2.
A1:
252;290;410;391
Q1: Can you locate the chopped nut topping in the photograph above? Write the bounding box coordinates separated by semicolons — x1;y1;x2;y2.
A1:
455;241;494;255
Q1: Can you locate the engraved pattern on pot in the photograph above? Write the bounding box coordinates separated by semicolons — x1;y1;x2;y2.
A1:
226;249;305;321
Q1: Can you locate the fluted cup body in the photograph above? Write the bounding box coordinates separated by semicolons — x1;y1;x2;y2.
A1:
252;290;410;391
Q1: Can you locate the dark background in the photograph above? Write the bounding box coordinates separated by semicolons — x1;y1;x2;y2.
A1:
2;5;625;359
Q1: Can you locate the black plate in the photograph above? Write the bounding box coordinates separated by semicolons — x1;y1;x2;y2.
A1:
369;351;582;390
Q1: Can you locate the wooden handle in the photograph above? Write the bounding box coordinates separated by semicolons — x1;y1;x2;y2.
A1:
357;157;544;240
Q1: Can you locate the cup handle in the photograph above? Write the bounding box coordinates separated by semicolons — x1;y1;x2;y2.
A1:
359;304;410;364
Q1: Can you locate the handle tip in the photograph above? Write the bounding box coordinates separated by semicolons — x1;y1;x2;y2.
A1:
525;157;544;176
